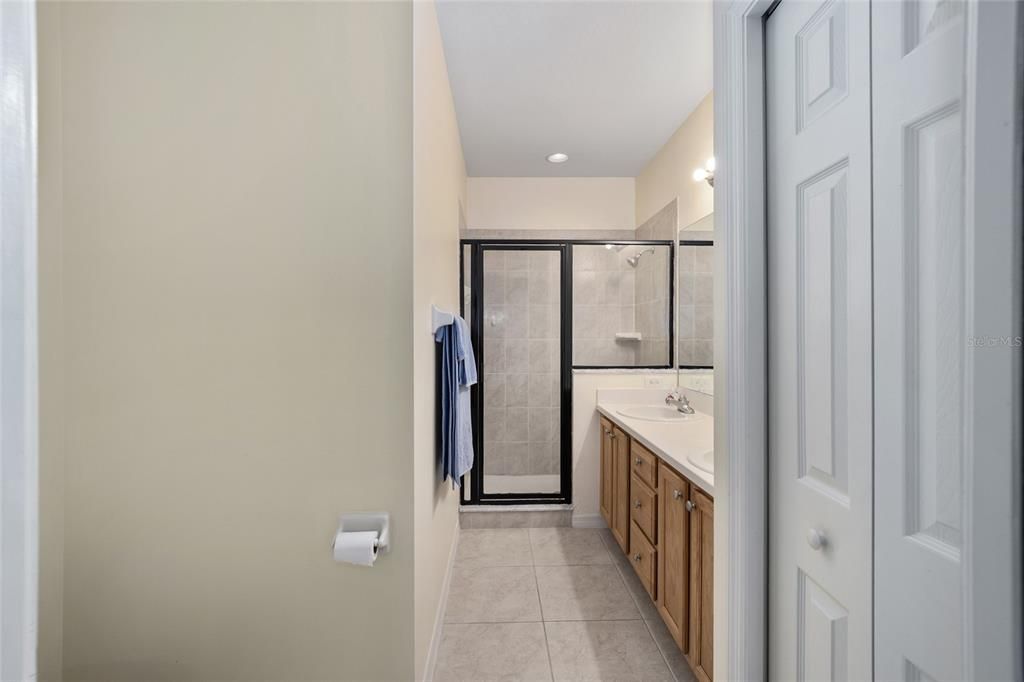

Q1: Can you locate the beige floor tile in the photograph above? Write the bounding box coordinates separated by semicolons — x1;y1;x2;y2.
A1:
434;622;553;682
544;620;673;682
445;565;542;623
457;529;534;568
529;528;613;566
535;565;639;621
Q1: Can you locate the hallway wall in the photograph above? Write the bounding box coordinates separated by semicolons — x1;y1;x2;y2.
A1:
413;0;468;676
39;3;417;679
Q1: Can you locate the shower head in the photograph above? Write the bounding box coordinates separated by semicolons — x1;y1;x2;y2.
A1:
626;247;656;267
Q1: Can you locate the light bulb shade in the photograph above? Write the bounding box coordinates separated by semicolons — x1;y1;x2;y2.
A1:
705;156;716;173
692;168;708;182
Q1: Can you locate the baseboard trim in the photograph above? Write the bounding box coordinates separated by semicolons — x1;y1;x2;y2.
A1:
422;518;460;682
572;513;608;529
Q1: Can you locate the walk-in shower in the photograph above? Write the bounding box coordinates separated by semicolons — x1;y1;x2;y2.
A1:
459;239;673;504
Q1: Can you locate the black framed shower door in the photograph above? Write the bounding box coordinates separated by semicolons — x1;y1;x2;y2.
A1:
462;243;573;505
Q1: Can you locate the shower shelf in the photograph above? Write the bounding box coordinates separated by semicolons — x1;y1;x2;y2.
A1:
615;332;642;341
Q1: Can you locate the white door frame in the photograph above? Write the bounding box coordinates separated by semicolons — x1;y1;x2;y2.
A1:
714;1;1023;680
0;0;40;679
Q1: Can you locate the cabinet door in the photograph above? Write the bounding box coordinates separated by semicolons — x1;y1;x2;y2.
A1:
599;418;613;527
657;466;689;652
611;426;630;552
687;488;714;682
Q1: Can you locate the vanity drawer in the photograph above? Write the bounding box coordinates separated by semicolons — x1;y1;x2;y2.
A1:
630;440;658;489
629;520;657;600
630;472;657;543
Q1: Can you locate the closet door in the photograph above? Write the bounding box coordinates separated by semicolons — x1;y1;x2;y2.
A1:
766;1;874;679
872;2;977;678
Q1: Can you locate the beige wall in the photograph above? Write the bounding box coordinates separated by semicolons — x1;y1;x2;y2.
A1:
635;92;714;228
413;1;466;677
41;3;416;680
37;4;65;678
466;177;635;231
571;373;656;523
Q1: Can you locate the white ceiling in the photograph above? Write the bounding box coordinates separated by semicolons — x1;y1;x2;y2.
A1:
435;0;713;178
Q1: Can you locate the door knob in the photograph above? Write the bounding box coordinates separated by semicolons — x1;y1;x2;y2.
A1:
685;500;694;512
807;528;827;551
673;489;683;500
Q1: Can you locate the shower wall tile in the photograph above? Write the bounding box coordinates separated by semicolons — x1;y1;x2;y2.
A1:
571;245;637;366
679;240;714;367
483;249;562;484
633;201;675;366
644;199;679;241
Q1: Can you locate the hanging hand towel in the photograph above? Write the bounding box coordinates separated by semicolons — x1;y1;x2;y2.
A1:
435;315;477;487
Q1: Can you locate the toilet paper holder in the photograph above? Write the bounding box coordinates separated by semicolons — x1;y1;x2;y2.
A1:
336;512;390;554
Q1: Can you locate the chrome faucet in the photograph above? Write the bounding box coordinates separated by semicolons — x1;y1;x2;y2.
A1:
665;389;695;414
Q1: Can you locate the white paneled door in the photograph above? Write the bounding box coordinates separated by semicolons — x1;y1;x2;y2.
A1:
766;1;873;679
872;2;967;679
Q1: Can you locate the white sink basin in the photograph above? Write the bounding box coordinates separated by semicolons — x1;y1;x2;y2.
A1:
616;405;701;422
688;449;714;474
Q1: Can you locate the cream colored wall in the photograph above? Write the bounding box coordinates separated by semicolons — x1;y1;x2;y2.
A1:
413;1;466;678
42;3;416;680
466;177;635;230
635;92;714;228
37;4;65;679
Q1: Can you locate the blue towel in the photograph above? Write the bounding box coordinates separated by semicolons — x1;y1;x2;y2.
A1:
435;315;477;487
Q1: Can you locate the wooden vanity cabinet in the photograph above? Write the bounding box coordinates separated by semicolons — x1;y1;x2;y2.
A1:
597;411;714;681
657;465;690;653
687;488;714;682
599;418;614;527
610;425;631;552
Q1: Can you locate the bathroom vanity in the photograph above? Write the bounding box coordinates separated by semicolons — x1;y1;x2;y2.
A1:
596;393;714;682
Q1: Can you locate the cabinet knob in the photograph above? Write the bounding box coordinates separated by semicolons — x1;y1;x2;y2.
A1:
807;528;827;551
634;500;641;509
672;489;683;500
634;457;642;465
603;428;610;436
633;553;642;562
685;500;694;512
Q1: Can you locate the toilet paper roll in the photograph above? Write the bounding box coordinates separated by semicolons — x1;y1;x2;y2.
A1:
333;530;379;566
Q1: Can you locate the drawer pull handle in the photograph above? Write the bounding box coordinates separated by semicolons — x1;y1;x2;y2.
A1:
633;553;642;562
685;500;694;512
672;489;683;500
634;500;641;509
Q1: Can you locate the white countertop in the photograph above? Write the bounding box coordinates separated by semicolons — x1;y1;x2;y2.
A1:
596;399;714;497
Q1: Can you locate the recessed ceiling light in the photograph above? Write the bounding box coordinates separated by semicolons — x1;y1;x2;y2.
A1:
546;152;569;164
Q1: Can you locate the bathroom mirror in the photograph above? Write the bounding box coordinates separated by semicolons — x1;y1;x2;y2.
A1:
677;212;714;395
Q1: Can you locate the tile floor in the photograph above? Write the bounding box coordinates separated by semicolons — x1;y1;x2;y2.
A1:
434;527;697;682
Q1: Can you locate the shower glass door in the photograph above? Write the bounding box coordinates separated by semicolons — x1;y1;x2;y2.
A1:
472;244;569;502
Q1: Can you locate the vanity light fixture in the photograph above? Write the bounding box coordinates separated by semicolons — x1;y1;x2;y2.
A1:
546;152;569;164
692;156;715;187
